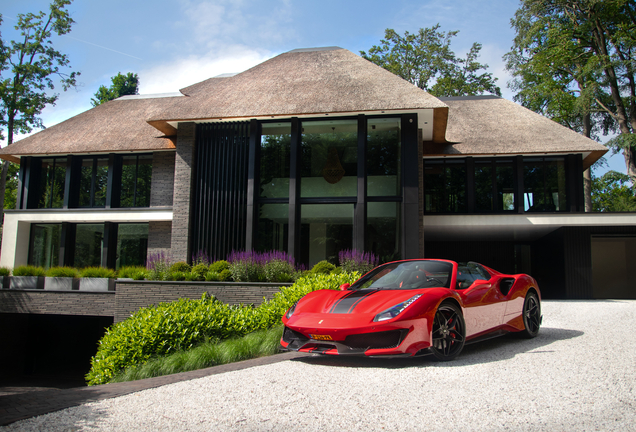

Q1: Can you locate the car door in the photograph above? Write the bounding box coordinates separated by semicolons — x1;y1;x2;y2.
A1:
456;263;507;337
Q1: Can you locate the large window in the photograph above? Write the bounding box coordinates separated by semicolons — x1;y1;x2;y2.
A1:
116;223;149;268
301;120;358;198
474;159;515;212
256;203;288;252
300;203;353;267
259;123;291;199
424;159;466;213
74;224;105;268
120;155;152;207
38;158;67;209
367;118;401;197
79;157;109;207
524;157;567;212
28;223;62;268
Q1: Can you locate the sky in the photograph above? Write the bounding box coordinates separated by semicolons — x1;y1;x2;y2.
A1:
0;0;625;175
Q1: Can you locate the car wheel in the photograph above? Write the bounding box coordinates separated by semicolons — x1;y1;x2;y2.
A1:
519;291;541;338
430;302;465;361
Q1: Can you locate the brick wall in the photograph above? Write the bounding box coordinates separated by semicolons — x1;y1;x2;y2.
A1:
171;123;196;262
113;281;287;322
150;151;176;207
0;290;116;317
147;221;172;257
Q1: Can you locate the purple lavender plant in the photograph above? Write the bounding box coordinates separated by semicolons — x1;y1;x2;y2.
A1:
227;250;301;282
191;249;212;266
338;249;379;275
146;250;172;280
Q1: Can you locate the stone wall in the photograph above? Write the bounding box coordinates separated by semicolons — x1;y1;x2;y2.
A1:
150;151;176;207
113;281;286;323
147;221;172;257
171;123;196;262
0;290;116;317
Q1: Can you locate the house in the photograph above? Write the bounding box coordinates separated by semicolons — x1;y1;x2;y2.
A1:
0;46;632;299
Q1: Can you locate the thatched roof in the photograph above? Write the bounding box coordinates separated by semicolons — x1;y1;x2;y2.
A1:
1;47;447;161
0;95;180;162
431;96;607;168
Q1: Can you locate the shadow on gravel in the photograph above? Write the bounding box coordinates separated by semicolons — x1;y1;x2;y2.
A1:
291;327;583;370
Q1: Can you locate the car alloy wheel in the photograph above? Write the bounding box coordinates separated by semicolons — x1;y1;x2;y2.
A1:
520;291;541;338
430;302;465;361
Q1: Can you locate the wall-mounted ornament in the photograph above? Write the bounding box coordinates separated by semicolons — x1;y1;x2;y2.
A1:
322;147;345;184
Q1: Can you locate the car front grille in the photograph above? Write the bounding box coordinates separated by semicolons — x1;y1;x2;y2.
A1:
344;329;408;349
283;326;309;344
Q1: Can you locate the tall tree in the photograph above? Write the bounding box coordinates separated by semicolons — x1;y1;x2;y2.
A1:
91;72;139;106
0;0;79;223
505;0;636;186
361;25;501;97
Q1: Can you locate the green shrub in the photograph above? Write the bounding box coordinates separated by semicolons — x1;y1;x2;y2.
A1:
218;269;232;281
118;266;147;279
45;266;80;278
209;260;229;273
80;267;117;278
170;262;191;273
0;267;12;277
13;265;46;277
146;251;171;281
168;271;188;281
86;271;359;385
191;263;208;281
205;271;220;281
311;260;336;275
263;259;296;282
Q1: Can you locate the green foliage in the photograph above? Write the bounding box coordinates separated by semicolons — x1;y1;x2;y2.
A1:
592;171;636;212
263;259;295;282
209;260;229;273
0;267;11;277
117;266;147;280
3;162;19;210
170;262;191;273
13;265;46;277
229;260;265;282
361;25;500;97
111;325;284;383
45;266;79;278
86;272;359;385
168;271;188;281
80;267;116;278
218;269;232;281
190;263;208;281
310;260;336;275
205;271;220;281
90;72;139;106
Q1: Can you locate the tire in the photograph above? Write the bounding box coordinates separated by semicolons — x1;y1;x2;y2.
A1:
518;291;541;338
430;302;465;361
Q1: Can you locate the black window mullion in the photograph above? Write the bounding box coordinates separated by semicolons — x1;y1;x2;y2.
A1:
90;157;97;208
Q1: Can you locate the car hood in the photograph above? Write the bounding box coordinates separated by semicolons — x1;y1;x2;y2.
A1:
295;288;430;315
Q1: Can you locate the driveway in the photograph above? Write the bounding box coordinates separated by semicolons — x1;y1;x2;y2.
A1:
2;300;635;431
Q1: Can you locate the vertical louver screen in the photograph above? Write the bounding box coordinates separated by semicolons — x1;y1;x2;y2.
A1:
192;122;250;261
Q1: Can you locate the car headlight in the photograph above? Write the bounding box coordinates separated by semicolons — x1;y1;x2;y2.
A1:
285;301;299;319
373;295;422;322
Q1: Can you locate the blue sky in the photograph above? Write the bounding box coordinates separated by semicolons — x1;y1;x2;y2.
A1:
0;0;624;174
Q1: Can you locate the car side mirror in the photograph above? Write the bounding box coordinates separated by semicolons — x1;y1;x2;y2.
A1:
339;283;350;290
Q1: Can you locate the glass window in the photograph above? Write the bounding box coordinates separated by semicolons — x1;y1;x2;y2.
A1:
424;159;466;213
28;224;61;268
475;159;515;212
367;202;401;263
259;123;291;199
300;203;353;267
301;120;358;198
367;118;401;197
116;223;148;269
74;224;104;268
256;203;289;252
79;157;108;208
120;154;152;207
524;157;567;212
38;158;67;209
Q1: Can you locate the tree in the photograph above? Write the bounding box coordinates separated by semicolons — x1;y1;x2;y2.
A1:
505;0;636;186
90;72;139;106
591;170;636;211
0;0;79;224
361;25;501;97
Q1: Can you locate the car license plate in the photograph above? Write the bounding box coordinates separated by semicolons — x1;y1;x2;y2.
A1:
311;334;333;341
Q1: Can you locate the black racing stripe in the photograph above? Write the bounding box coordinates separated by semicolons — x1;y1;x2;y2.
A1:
331;290;379;314
328;289;358;313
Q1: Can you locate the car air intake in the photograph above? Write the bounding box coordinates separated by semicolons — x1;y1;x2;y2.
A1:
283;327;309;344
344;329;408;349
499;278;515;296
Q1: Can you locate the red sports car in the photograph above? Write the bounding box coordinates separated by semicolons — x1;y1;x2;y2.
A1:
281;259;542;361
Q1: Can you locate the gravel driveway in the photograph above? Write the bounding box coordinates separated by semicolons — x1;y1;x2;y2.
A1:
3;300;635;431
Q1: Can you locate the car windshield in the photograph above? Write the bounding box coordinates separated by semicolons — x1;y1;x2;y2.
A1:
350;260;453;290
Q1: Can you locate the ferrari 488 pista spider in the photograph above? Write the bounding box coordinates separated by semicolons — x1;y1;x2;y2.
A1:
281;259;542;361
